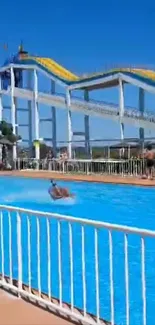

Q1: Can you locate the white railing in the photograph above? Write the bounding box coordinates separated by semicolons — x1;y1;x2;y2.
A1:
0;204;153;325
14;158;146;177
25;89;155;124
13;88;155;127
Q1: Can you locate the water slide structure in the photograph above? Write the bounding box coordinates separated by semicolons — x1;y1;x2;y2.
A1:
1;45;155;159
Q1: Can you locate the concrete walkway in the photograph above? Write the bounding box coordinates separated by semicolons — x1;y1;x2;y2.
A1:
1;170;155;186
0;289;75;325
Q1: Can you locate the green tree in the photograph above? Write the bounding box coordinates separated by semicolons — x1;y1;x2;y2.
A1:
32;143;53;159
0;120;21;143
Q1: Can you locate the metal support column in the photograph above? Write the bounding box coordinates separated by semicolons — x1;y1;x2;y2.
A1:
27;71;33;153
84;90;90;157
11;67;17;160
34;69;40;160
51;80;57;157
139;88;145;146
66;89;72;159
15;98;18;138
119;78;125;141
14;97;18;158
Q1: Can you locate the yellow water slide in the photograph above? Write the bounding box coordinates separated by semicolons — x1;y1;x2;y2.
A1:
131;68;155;81
32;56;79;82
20;51;155;85
74;67;155;83
113;68;155;82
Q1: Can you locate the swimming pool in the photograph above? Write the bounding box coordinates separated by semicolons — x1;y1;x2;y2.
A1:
0;176;155;325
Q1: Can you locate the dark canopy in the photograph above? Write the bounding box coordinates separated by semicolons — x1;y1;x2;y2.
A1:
0;137;14;146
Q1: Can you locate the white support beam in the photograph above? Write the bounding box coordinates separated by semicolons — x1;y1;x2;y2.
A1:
120;123;125;142
84;90;90;157
139;88;145;143
68;74;120;91
34;69;40;159
27;71;33;152
10;67;17;160
6;64;66;87
14;97;18;139
85;115;90;155
51;80;57;157
68;71;155;95
119;78;125;141
66;89;72;159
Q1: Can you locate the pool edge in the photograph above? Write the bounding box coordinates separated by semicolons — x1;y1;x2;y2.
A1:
1;170;155;187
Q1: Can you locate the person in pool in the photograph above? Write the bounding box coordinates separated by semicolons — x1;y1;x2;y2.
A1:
48;180;74;200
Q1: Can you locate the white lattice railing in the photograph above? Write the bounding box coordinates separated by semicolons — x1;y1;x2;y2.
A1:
24;89;155;124
0;204;153;325
14;158;146;177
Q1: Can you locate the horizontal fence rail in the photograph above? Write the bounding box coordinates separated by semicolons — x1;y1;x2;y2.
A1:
6;87;155;126
31;90;155;123
14;158;147;177
0;204;154;325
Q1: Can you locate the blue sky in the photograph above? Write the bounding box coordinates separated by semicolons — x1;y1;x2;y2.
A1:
1;0;155;146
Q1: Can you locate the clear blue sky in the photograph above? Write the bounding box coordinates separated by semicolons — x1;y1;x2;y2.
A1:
1;0;155;146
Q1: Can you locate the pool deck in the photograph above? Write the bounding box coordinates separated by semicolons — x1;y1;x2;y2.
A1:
0;285;109;325
0;288;73;325
1;170;155;186
0;276;109;325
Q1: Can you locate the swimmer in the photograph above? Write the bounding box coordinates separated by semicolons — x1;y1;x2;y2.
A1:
48;180;74;200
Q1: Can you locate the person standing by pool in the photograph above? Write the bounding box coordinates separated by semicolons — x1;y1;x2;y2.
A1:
144;145;155;179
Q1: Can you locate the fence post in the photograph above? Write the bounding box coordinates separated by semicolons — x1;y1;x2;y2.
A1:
62;161;65;174
17;212;22;296
86;161;89;175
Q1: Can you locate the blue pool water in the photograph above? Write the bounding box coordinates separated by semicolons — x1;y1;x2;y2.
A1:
0;176;155;325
